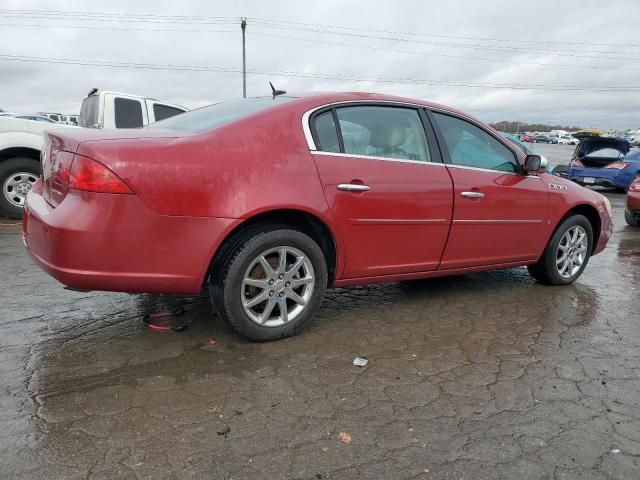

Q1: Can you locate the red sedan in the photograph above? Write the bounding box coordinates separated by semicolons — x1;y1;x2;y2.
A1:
23;93;612;341
626;177;640;226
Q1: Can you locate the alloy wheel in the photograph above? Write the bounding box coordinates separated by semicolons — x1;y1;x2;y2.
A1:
241;246;315;327
556;225;588;279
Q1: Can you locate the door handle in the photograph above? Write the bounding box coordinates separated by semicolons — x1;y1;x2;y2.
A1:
337;183;370;192
461;191;484;198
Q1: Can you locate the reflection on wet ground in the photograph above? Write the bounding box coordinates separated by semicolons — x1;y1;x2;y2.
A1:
1;191;638;479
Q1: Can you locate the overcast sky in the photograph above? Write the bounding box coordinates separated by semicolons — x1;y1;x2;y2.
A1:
1;0;639;129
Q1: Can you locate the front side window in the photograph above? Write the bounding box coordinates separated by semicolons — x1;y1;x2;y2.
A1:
333;106;431;162
432;112;517;173
114;97;144;128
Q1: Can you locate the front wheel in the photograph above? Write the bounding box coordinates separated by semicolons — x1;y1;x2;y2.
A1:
209;227;328;341
528;215;593;285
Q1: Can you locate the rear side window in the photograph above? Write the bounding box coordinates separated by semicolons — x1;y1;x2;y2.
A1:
114;97;144;128
153;104;184;122
334;106;431;162
312;111;340;153
432;112;517;173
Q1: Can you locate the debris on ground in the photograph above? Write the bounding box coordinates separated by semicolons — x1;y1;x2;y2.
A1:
353;356;368;367
217;426;231;438
142;307;188;332
338;432;352;444
611;448;621;453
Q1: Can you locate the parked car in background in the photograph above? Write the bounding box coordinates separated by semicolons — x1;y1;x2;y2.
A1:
62;114;79;126
625;177;640;226
519;133;533;143
533;134;551;143
38;112;64;123
12;114;60;123
23;92;612;341
557;135;575;145
568;135;640;191
79;89;187;129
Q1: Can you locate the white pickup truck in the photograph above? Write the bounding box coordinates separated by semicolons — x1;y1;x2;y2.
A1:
0;90;187;218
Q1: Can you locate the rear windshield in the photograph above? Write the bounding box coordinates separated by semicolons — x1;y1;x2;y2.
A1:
79;95;99;127
146;96;294;133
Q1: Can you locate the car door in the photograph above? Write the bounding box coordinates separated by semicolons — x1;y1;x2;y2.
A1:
429;110;549;269
309;104;454;279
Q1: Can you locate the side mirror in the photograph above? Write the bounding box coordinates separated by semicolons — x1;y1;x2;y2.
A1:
524;154;548;174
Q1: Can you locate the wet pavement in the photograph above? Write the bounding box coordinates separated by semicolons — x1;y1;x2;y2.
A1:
1;179;639;479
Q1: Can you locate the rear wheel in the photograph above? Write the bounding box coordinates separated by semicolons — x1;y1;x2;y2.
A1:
528;215;593;285
209;227;328;341
0;157;40;219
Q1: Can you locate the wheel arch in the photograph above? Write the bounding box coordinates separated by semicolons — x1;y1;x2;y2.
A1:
204;208;339;288
0;146;41;163
557;203;601;254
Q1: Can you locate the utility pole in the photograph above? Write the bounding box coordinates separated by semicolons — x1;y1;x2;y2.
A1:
241;17;247;98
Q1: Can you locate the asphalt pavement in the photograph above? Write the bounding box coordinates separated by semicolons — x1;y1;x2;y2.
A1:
1;146;639;479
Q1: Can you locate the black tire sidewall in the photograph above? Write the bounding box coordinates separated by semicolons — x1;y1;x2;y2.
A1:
542;215;593;285
218;229;328;341
0;157;40;219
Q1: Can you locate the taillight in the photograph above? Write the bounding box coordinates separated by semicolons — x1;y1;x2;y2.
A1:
604;162;629;170
67;155;132;194
570;159;584;167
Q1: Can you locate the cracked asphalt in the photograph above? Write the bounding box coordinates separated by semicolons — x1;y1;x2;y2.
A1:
1;144;639;479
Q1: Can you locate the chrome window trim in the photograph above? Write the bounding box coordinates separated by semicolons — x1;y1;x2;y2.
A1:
445;163;521;176
311;150;447;167
301;100;523;162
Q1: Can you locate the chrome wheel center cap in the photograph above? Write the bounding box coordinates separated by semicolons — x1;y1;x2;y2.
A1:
274;281;285;293
16;183;31;195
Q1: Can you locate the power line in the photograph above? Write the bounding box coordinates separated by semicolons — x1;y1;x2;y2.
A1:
0;22;237;34
1;53;639;92
246;16;640;49
3;8;639;48
4;21;639;72
246;21;640;60
250;31;640;72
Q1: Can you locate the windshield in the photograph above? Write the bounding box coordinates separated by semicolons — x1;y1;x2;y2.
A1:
79;95;99;127
146;96;294;133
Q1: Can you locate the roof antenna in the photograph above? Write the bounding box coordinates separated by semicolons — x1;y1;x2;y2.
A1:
270;82;286;98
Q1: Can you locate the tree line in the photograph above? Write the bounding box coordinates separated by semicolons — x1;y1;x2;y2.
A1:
490;121;583;133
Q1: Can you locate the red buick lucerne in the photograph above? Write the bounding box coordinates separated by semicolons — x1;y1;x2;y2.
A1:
23;93;612;341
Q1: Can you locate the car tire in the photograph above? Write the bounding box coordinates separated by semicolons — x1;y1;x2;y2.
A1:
209;226;328;341
625;209;639;227
0;157;40;219
527;214;593;285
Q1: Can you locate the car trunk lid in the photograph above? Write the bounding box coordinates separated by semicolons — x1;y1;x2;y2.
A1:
573;137;630;168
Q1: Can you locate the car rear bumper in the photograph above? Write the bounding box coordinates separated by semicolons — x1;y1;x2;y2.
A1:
22;181;237;294
569;167;631;189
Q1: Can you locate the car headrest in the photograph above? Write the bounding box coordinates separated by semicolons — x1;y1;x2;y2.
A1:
370;125;406;150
